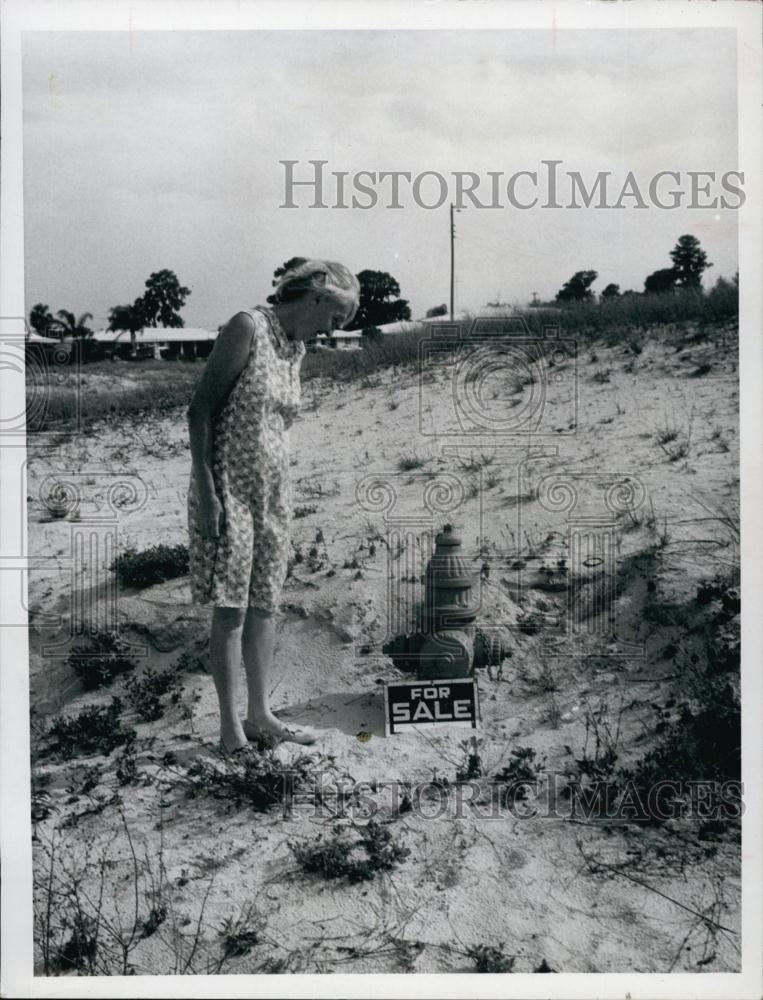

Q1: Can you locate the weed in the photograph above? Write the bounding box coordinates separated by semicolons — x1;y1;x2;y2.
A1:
456;736;484;781
484;470;502;490
656;426;679;446
122;665;184;722
290;821;410;883
220;904;263;959
591;369;611;384
561;699;624;815
48;698;135;759
116;735;139;786
540;696;562;729
495;745;546;801
34;815;231;976
397;450;428;471
140;904;168;940
185;746;319;813
294;504;318;519
623;504;644;531
467;943;515;973
67;631;138;690
76;764;102;794
665;440;690;462
458;451;496;472
656;409;694;462
621;680;740;816
31;771;56;823
56;914;100;973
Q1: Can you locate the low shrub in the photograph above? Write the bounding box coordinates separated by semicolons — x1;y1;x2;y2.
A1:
67;632;138;690
115;734;139;785
186;746;319;812
49;698;135;759
111;544;190;589
290;821;410;883
495;745;546;801
122;665;184;722
467;943;516;973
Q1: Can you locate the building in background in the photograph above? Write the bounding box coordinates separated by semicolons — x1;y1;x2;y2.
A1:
91;327;218;360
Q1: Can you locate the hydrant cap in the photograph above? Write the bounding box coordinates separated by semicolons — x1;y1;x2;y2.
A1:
435;524;461;547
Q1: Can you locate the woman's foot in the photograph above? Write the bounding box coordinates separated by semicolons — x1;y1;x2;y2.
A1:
243;715;318;746
219;721;249;756
219;742;255;761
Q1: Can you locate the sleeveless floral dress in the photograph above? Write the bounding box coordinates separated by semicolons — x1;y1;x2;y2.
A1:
187;306;306;611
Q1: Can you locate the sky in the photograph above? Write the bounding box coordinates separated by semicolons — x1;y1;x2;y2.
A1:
22;28;739;329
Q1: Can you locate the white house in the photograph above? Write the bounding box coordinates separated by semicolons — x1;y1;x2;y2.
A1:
92;327;218;358
307;330;363;351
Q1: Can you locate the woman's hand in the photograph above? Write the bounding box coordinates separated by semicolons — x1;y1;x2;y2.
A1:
197;490;224;538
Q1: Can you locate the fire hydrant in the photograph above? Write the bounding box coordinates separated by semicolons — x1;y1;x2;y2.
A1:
419;524;480;680
382;523;510;678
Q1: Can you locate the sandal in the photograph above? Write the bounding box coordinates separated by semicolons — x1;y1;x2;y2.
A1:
242;719;318;747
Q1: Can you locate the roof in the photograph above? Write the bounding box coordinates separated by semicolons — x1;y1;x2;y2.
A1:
345;320;425;336
92;327;218;344
25;331;62;344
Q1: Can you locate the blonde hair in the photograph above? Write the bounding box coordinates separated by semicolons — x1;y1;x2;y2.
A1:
271;259;360;324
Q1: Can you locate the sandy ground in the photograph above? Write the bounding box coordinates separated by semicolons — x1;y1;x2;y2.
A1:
26;321;741;975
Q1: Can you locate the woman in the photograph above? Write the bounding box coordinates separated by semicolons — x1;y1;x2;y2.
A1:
187;260;360;754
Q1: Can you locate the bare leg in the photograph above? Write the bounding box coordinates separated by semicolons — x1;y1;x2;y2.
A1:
242;607;316;744
209;606;248;752
241;607;276;725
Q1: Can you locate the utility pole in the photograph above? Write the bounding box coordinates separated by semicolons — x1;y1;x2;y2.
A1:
449;203;457;321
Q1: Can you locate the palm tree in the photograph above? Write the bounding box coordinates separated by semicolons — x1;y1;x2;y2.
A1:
29;303;59;339
108;303;146;354
55;310;94;341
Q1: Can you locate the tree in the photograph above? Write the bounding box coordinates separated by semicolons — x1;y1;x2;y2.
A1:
29;303;59;339
353;270;411;329
669;234;712;289
108;303;146;333
108;302;146;353
644;268;678;295
138;270;190;328
265;257;309;304
55;310;94;340
426;303;448;318
600;283;620;300
555;270;598;303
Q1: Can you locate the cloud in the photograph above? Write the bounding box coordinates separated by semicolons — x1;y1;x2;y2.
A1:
21;28;739;322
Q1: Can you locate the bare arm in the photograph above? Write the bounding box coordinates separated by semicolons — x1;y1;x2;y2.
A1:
187;312;256;533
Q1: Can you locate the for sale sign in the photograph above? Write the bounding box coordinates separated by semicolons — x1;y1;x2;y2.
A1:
384;678;480;735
